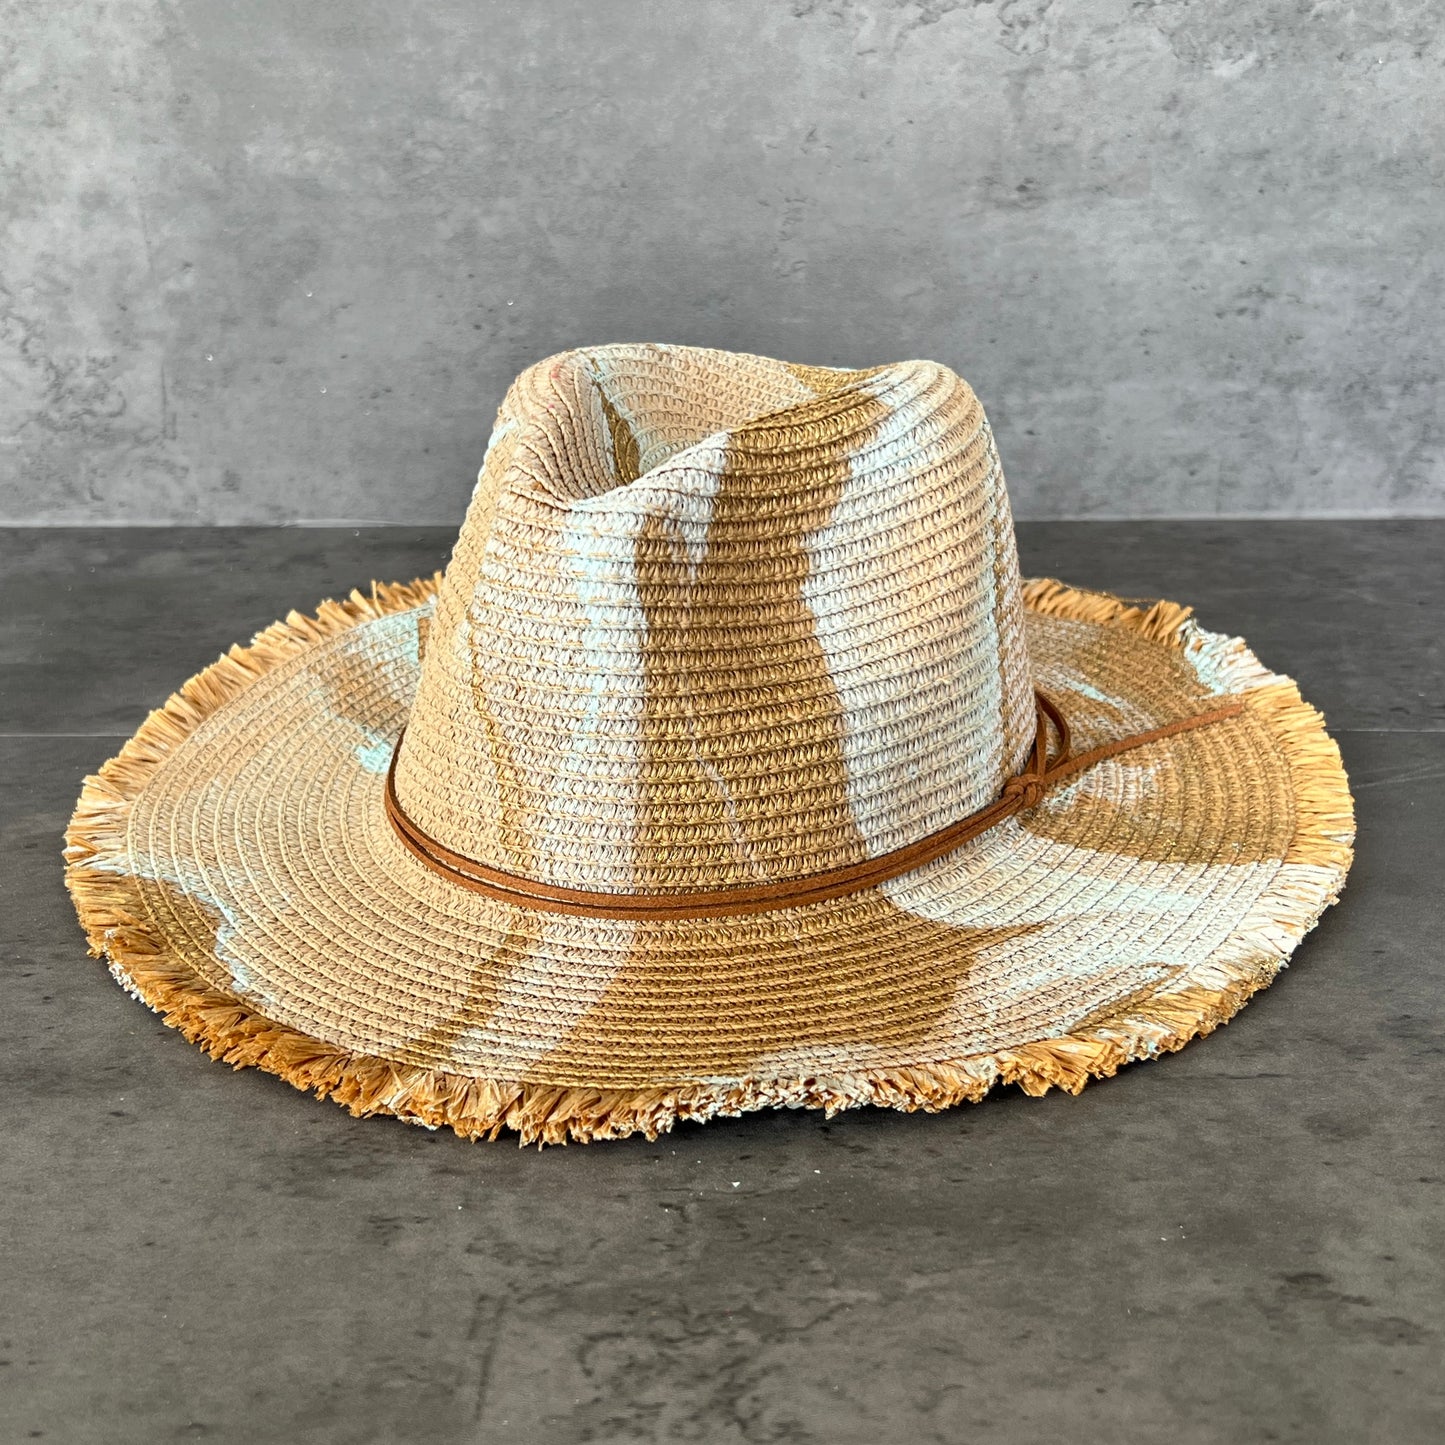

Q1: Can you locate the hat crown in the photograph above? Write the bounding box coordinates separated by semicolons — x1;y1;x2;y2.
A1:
393;343;1035;892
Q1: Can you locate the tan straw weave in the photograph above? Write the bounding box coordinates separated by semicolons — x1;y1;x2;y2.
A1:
65;343;1355;1144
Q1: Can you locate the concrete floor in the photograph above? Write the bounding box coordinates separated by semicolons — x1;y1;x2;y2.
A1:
2;522;1441;1444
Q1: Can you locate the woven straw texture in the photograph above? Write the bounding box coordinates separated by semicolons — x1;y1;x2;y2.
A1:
64;344;1354;1144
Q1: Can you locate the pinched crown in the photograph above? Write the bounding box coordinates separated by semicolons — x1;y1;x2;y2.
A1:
392;343;1035;892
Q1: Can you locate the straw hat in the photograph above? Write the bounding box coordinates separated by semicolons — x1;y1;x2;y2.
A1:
65;343;1354;1145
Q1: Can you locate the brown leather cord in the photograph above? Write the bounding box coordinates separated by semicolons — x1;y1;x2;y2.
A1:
383;690;1247;920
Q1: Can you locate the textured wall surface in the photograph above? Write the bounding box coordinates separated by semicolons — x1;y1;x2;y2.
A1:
2;0;1440;524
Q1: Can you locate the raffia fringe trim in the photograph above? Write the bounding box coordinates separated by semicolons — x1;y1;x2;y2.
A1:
65;576;1354;1146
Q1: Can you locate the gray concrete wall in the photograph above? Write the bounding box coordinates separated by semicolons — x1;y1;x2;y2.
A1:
2;0;1440;524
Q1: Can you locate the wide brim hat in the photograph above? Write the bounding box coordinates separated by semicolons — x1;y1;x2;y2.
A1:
65;344;1354;1145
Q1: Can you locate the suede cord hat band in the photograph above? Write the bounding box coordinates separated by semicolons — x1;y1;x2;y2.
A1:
64;343;1354;1145
383;691;1247;918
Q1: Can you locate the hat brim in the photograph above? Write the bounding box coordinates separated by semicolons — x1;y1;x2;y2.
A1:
64;576;1353;1145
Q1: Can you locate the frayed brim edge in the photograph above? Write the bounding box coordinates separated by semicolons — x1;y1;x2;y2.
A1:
63;575;1355;1147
